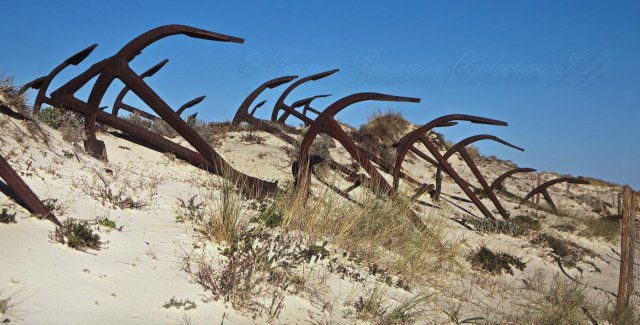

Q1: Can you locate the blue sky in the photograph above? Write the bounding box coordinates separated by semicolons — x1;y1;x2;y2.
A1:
2;1;639;188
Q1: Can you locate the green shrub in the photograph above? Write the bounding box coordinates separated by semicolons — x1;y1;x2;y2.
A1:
468;246;525;275
50;219;101;250
467;215;540;237
98;218;116;229
578;217;619;243
162;297;196;310
0;209;16;224
531;234;598;269
251;209;283;228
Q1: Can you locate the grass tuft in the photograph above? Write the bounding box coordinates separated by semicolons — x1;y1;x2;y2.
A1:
467;246;525;275
50;218;101;251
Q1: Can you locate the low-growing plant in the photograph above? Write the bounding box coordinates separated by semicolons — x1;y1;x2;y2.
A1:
188;231;296;321
98;218;117;229
578;216;619;243
354;283;387;321
382;293;432;324
98;188;145;209
0;290;21;323
530;234;598;268
552;223;577;232
176;195;204;223
239;130;266;145
36;106;85;143
473;188;489;199
50;218;102;251
0;73;28;111
509;273;595;324
467;214;540;237
267;184;461;284
204;178;249;243
162;297;197;310
467;246;525;275
251;208;283;228
0;209;16;224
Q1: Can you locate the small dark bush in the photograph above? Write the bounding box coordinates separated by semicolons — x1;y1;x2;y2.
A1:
578;217;619;243
531;234;598;268
353;111;410;164
468;215;540;237
0;209;16;224
0;73;28;111
239;130;266;145
98;218;116;229
36;106;85;143
50;219;101;250
251;209;283;228
162;297;196;310
468;246;525;275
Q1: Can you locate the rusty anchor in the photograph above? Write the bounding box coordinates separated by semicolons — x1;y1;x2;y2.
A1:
112;59;169;120
18;44;98;113
296;92;421;201
49;25;278;197
288;94;331;124
394;115;509;220
232;75;298;125
112;60;206;122
521;177;590;211
432;134;525;219
0;154;61;226
490;167;537;192
271;69;339;125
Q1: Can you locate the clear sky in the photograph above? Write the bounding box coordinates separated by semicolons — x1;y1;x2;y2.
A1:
2;1;639;189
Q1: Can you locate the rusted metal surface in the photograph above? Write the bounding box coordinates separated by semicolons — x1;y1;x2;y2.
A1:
232;75;297;125
296;92;420;202
176;95;206;116
51;25;244;160
521;177;590;211
394;115;509;220
433;134;524;219
17;77;46;96
0;154;61;226
272;69;339;124
249;100;267;116
490;167;537;191
302;94;330;117
48;25;277;197
18;44;98;113
112;59;169;118
289;94;330;124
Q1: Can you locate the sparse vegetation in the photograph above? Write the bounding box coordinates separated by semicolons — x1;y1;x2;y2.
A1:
36;106;85;143
467;214;540;237
162;297;197;310
0;290;20;323
515;273;594;324
531;233;598;270
250;203;283;228
187;230;300;321
578;216;619;243
354;284;386;321
354;110;411;164
50;218;102;251
176;195;204;223
98;188;146;209
239;130;266;145
0;73;28;111
97;218;117;229
267;185;461;284
467;245;525;275
0;209;16;224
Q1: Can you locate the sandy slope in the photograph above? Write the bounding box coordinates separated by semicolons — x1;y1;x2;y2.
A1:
0;97;628;324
